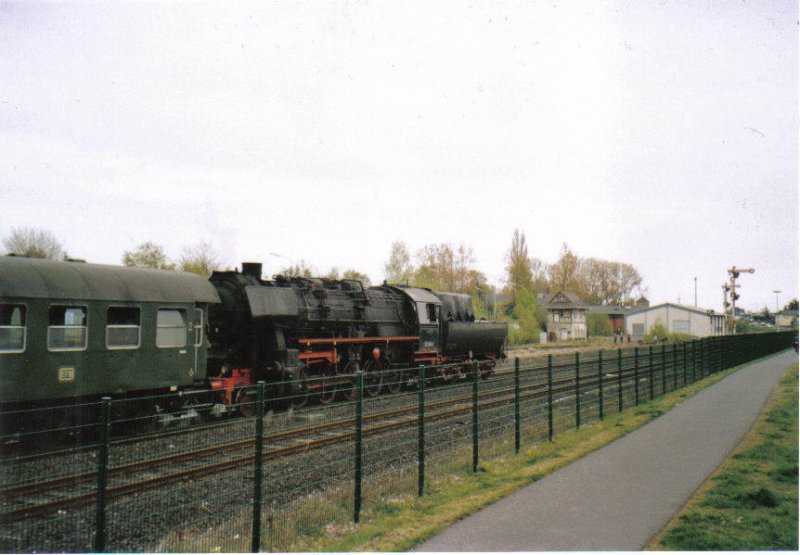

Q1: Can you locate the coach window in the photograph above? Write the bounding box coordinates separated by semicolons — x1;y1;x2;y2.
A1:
193;308;204;347
157;308;187;348
106;307;141;349
48;305;88;351
0;303;26;353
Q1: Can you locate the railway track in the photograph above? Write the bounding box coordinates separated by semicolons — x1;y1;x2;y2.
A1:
1;351;678;526
0;367;614;524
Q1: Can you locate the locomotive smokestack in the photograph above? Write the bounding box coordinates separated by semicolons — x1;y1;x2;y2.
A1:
241;262;263;280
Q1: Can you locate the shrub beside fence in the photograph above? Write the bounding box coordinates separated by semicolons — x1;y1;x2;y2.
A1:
0;332;794;553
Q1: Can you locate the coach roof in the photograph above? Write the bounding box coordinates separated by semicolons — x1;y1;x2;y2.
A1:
0;255;220;303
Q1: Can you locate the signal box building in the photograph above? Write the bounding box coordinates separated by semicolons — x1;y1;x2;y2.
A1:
542;291;588;342
624;303;727;341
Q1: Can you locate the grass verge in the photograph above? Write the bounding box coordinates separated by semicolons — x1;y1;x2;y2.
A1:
280;362;757;552
648;363;798;551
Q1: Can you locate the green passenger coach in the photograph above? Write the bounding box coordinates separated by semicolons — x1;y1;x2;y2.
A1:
0;256;220;410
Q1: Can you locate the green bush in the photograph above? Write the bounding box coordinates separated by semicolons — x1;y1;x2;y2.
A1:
586;313;613;337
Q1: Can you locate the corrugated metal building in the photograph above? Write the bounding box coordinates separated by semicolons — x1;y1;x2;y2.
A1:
624;303;727;341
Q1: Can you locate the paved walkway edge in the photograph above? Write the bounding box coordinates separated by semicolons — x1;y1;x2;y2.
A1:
415;350;797;552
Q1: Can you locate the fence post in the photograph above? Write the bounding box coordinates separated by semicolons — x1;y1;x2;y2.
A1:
672;344;678;390
251;382;265;553
617;348;623;412
661;344;667;394
547;354;554;442
472;361;479;472
514;357;521;454
417;366;425;497
575;352;581;429
94;397;111;553
634;347;639;406
354;372;364;522
683;342;688;386
649;346;654;401
598;350;604;420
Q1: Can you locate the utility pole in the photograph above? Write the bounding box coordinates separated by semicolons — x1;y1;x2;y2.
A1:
773;290;781;313
694;277;697;307
727;266;755;335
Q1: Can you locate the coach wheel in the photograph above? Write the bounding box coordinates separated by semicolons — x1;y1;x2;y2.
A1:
363;359;384;397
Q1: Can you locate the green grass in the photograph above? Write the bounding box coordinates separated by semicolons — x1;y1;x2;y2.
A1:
275;365;750;552
650;364;798;551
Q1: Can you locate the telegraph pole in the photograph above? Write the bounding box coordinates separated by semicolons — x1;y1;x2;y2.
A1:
694;277;697;307
727;266;755;334
773;290;781;313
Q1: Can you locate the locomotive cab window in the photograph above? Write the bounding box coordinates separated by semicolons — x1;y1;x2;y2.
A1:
48;305;88;351
157;309;187;348
417;302;439;324
0;303;26;353
106;307;141;349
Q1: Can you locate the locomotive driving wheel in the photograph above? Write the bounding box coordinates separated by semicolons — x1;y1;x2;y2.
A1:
362;359;384;397
291;366;313;410
343;360;361;401
318;363;338;405
235;388;257;417
384;358;402;394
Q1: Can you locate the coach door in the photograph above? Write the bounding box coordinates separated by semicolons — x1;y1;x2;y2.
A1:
192;307;204;376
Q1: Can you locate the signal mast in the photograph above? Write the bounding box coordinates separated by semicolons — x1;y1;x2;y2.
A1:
726;266;755;334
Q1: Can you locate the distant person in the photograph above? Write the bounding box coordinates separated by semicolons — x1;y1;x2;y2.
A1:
627;333;631;343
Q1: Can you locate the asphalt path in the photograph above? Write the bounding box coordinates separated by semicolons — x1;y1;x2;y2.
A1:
415;349;798;552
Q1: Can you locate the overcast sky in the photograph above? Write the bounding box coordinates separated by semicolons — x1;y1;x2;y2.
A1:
1;0;797;312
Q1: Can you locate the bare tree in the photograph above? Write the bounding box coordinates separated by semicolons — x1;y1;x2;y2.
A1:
3;227;63;259
530;257;550;293
122;241;175;269
280;259;314;277
179;240;220;277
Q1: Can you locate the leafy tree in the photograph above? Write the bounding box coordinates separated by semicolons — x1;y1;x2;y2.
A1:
383;241;414;284
508;287;546;343
548;243;580;292
122;241;175;269
342;268;371;287
3;227;63;259
785;299;798;311
415;243;483;293
179;240;220;277
504;229;533;304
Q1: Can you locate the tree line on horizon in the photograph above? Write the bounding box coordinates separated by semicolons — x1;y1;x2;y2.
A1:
6;226;792;343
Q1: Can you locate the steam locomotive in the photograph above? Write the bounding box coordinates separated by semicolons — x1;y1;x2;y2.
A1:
0;256;507;427
207;262;507;410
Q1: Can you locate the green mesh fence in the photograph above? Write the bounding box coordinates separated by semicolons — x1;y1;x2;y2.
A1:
0;331;793;552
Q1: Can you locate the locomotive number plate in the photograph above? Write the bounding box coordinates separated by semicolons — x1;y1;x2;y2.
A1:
58;367;76;382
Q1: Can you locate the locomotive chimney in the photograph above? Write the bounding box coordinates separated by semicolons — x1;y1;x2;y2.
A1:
241;262;263;280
